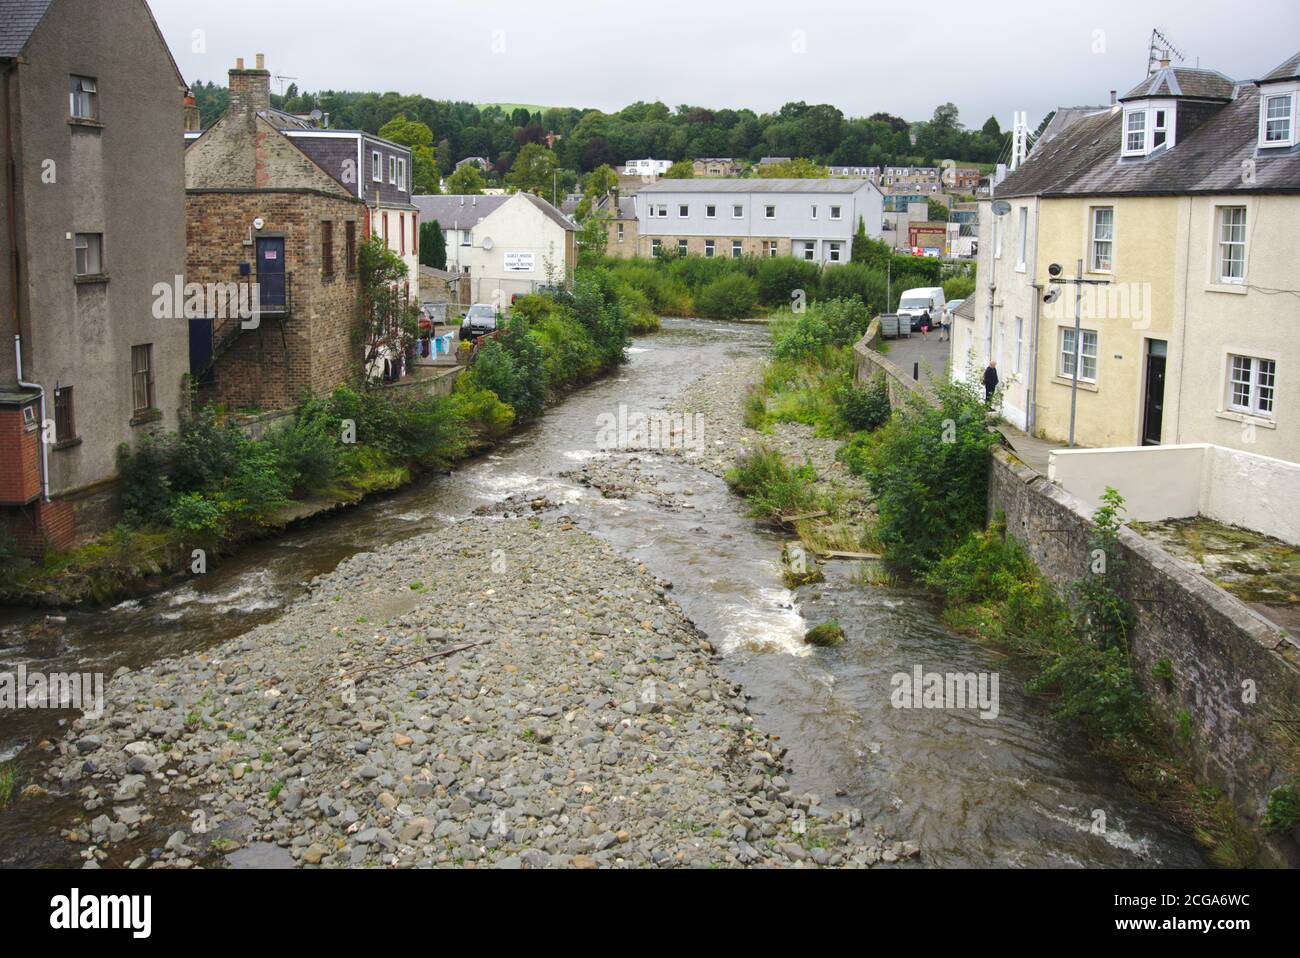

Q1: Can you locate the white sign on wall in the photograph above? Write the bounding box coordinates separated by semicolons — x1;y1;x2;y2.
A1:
503;251;535;272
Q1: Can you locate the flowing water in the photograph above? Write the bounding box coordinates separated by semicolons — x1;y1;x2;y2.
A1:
0;318;1204;867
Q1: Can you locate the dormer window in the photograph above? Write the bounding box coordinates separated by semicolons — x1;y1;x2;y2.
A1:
1261;91;1296;147
1122;101;1176;157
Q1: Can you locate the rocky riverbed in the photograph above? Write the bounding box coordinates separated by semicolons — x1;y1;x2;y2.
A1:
43;516;916;868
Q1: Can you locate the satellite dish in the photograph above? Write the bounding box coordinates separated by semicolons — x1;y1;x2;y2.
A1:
481;236;494;251
991;200;1012;216
309;109;323;121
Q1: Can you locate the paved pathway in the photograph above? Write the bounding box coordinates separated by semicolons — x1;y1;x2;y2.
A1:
879;332;952;388
995;423;1065;476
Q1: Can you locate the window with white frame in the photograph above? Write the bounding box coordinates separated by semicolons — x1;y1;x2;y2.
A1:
828;241;842;263
389;157;397;185
74;233;103;276
1227;354;1276;417
764;205;775;219
732;204;744;218
829;205;842;220
732;240;742;257
397;158;407;191
802;241;816;261
1060;327;1098;381
1016;206;1027;269
678;204;689;217
1090;207;1114;271
1262;92;1295;146
1151;109;1169;148
1014;318;1024;373
993;215;1002;258
704;240;715;258
617;223;624;243
678;239;688;255
1124;110;1146;153
767;241;778;258
651;239;662;256
1217;206;1247;284
705;204;716;218
372;151;382;182
69;75;97;119
810;204;818;219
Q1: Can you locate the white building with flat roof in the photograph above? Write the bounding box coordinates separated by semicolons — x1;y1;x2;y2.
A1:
633;178;883;264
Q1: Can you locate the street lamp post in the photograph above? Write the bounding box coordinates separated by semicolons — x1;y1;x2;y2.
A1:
1047;259;1111;447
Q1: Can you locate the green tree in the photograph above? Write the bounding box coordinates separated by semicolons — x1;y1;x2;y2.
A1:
506;143;559;196
378;115;440;194
756;157;828;178
419;220;447;269
927;198;950;222
662;159;695;178
446;163;486;194
358;235;417;386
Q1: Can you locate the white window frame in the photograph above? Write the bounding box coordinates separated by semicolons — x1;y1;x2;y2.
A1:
74;232;103;276
617;223;624;243
397;158;407;192
1226;354;1276;417
705;204;716;219
678;204;689;218
1014;318;1024;374
828;241;842;263
1016;206;1028;270
1060;327;1098;382
1122;100;1177;156
372;151;382;182
677;238;688;255
1260;89;1297;147
69;75;97;119
993;215;1002;259
732;204;744;219
732;240;742;258
1090;207;1114;273
810;204;818;220
1123;109;1147;155
802;240;816;262
704;239;715;258
1216;206;1247;285
651;238;662;256
764;205;776;219
829;205;842;220
389;156;398;185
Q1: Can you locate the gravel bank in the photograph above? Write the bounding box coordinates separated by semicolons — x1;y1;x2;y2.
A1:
46;516;913;868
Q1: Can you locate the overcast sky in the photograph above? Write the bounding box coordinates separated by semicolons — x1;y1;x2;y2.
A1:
152;0;1298;129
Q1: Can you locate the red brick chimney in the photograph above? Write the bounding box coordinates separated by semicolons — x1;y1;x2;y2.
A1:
228;53;271;118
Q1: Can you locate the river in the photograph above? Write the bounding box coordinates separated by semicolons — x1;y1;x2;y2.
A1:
0;318;1204;867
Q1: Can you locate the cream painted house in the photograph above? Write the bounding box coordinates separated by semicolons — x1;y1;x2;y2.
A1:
954;53;1300;461
412;192;576;308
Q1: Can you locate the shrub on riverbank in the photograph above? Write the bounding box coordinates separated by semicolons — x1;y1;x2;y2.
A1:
695;273;759;319
856;374;1001;573
725;447;822;520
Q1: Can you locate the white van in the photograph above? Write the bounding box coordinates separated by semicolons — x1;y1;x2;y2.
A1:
897;287;946;332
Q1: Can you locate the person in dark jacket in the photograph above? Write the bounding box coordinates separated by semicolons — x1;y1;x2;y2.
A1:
982;360;999;404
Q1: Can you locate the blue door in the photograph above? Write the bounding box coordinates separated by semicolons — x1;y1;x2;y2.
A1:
255;237;285;313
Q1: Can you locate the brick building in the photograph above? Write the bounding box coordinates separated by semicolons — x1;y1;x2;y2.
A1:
185;55;365;410
1;0;190;557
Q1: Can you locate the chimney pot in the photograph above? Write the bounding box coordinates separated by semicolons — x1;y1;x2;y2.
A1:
1160;57;1170;69
1109;89;1117;105
256;53;266;70
236;57;245;70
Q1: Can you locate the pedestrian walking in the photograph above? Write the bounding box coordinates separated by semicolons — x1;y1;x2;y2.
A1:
920;309;930;339
938;305;949;341
983;359;999;405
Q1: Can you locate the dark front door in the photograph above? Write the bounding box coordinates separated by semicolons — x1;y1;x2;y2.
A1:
255;237;285;313
1142;339;1167;445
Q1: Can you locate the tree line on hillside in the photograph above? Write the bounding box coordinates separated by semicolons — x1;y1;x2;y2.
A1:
189;81;1011;186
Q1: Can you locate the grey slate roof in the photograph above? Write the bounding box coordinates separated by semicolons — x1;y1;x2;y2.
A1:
412;192;575;231
995;83;1300;199
0;0;54;58
639;177;870;194
1119;66;1235;102
1033;106;1110;149
1261;51;1300;84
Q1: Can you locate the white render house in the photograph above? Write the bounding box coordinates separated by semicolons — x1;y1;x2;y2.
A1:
633;178;883;264
622;158;672;177
412;192;576;308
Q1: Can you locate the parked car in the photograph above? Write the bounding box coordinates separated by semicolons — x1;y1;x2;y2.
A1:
897;286;946;331
946;298;965;314
460;303;499;340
